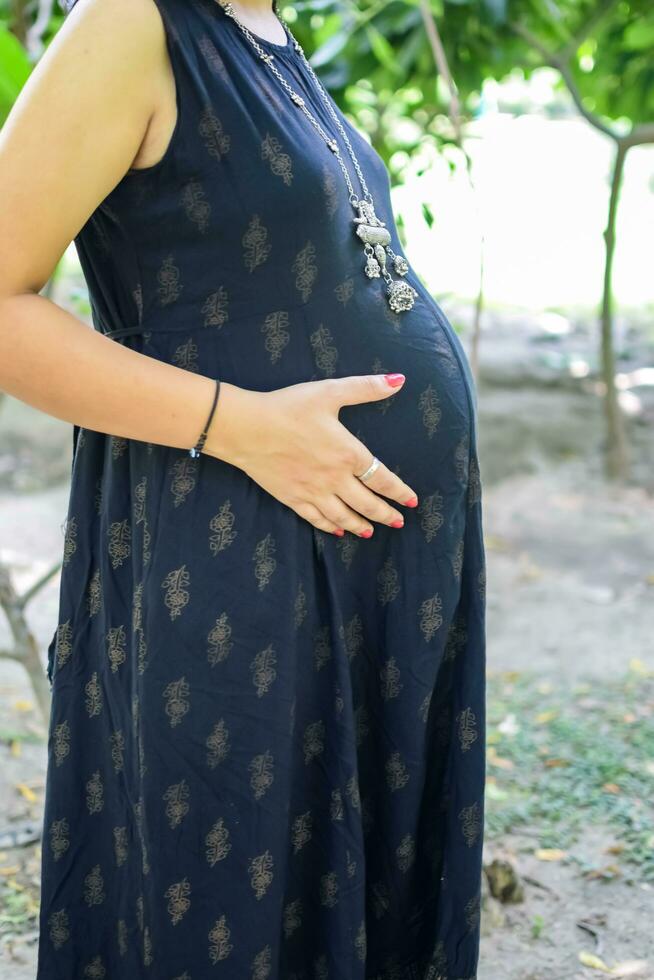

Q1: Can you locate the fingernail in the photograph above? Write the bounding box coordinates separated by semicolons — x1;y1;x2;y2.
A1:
404;496;418;507
390;519;404;528
333;528;345;536
384;373;405;387
359;528;373;538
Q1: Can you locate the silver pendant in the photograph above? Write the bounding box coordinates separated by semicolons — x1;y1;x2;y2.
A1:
389;250;410;276
387;279;419;313
353;200;417;313
364;252;381;278
216;0;418;313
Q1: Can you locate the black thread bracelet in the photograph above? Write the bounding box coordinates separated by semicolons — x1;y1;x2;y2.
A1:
189;379;221;458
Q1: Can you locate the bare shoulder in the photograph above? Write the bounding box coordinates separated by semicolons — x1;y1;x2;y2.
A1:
0;0;172;295
61;0;164;30
55;0;178;171
56;0;168;76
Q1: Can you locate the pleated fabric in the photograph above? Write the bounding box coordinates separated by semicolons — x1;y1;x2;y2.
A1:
37;1;487;977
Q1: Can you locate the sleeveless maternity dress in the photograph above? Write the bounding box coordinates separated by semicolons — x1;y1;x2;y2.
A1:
37;0;487;977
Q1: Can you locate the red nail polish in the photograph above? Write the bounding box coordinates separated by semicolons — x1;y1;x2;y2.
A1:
404;496;418;507
390;519;404;528
384;373;405;387
359;528;373;538
333;528;345;536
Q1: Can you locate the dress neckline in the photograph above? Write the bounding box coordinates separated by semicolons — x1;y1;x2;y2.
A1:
213;1;301;57
247;18;293;51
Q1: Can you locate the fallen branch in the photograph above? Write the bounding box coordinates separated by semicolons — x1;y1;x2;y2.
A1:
0;560;57;723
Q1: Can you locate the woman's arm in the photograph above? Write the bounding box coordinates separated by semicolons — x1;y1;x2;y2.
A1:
0;0;417;536
0;0;238;458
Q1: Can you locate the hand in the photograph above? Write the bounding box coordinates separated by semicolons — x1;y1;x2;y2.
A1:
204;374;418;537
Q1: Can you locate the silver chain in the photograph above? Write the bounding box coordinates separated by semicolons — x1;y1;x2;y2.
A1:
213;0;419;313
216;0;371;209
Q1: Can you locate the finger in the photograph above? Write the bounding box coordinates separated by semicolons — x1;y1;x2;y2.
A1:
327;372;406;409
293;500;344;536
348;442;418;507
317;494;377;538
339;474;406;527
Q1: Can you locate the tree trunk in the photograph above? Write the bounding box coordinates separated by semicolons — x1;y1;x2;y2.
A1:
601;142;629;480
418;0;485;386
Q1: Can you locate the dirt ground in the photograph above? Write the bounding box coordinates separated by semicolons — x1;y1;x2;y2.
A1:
0;307;652;980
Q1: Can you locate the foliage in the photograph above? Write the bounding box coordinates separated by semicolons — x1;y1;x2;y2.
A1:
3;0;653;160
511;0;654;123
283;0;654;166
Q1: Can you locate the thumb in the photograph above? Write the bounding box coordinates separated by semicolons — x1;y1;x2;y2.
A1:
331;373;406;408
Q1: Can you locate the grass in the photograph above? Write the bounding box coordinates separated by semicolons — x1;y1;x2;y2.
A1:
1;663;652;950
485;665;654;880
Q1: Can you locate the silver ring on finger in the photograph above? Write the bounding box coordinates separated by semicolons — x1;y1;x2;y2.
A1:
355;455;381;483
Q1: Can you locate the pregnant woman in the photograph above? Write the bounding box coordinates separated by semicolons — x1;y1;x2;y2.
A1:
0;0;486;975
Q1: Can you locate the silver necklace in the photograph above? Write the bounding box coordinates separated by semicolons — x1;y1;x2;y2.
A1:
216;0;419;314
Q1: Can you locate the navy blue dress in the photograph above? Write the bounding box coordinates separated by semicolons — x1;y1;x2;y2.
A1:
37;0;487;977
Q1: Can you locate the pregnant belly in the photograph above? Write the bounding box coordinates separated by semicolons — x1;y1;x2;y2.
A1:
301;285;475;497
141;282;474;497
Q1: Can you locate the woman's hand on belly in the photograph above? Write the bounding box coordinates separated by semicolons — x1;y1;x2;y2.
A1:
204;376;419;538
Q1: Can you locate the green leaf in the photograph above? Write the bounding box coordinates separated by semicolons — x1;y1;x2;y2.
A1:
0;25;31;90
395;25;428;75
422;201;435;228
623;21;654;51
364;23;403;76
308;27;351;68
0;25;31;122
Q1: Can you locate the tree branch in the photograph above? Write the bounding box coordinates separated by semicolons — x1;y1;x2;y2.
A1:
510;21;618;142
623;123;654;148
417;0;485;382
561;0;620;60
418;0;462;142
18;561;62;610
26;0;55;60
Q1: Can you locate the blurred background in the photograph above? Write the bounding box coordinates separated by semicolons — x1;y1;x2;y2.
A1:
0;0;653;977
